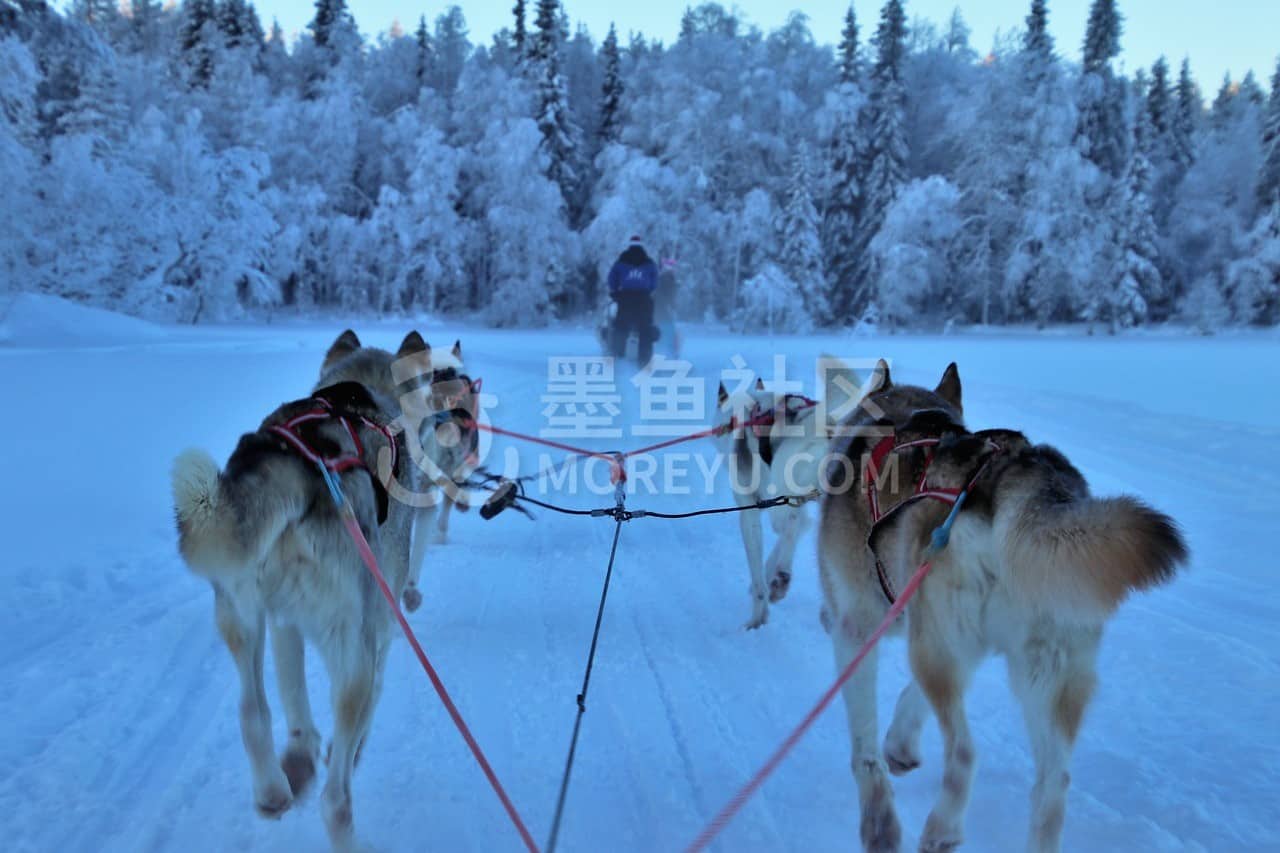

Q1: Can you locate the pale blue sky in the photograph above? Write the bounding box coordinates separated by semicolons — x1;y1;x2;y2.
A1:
258;0;1278;89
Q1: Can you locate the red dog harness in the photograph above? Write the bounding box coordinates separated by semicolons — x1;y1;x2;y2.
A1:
269;396;399;481
864;434;998;604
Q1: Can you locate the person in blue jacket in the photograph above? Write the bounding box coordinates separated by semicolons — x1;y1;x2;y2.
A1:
607;235;659;364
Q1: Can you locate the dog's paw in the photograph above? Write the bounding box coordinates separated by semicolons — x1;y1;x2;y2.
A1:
768;570;792;603
884;734;922;776
918;812;963;853
281;747;318;797
860;805;902;853
254;778;294;819
402;585;423;613
744;588;769;629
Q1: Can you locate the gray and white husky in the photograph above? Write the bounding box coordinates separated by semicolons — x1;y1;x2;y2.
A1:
319;330;479;612
169;330;472;850
713;375;838;629
816;359;1188;853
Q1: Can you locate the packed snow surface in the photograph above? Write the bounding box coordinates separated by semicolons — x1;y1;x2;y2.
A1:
1;303;1276;852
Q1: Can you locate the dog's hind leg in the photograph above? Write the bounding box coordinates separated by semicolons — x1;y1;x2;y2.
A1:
1008;634;1099;853
214;587;292;818
911;633;980;853
319;628;379;851
884;679;929;776
739;504;769;629
833;606;901;853
271;623;322;798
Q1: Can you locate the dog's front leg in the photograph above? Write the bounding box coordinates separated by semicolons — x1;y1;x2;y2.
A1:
883;679;929;776
403;503;435;612
433;492;454;544
738;504;768;629
765;504;809;603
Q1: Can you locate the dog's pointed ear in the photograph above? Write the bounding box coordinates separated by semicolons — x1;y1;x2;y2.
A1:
452;339;463;360
397;330;428;357
717;382;728;405
866;358;892;395
935;362;962;412
323;329;361;371
819;354;862;423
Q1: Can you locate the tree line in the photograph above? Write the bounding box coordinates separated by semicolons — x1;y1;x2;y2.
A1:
1;0;1277;331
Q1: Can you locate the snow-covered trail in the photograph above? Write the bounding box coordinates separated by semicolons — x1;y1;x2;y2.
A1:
1;316;1277;852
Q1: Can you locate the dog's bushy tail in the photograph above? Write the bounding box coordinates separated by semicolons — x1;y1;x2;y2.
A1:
1005;495;1188;620
171;448;307;578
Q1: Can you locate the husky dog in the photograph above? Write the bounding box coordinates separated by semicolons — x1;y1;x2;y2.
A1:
817;360;1187;853
319;331;479;612
171;378;414;851
714;376;834;629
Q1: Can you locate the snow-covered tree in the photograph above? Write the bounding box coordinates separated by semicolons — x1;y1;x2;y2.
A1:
432;6;469;97
1171;57;1198;172
851;0;908;318
179;0;220;87
779;150;828;321
1226;200;1280;324
598;23;622;145
512;0;527;59
1257;58;1280;209
735;263;811;334
1098;108;1162;329
870;175;961;328
824;4;865;321
530;0;581;219
414;15;432;88
1076;0;1126;176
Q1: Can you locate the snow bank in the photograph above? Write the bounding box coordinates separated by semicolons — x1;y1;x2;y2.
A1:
0;293;168;348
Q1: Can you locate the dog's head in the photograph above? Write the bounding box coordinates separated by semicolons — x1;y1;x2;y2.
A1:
714;375;772;449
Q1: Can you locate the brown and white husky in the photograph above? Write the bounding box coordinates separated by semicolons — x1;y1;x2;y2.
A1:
817;360;1187;853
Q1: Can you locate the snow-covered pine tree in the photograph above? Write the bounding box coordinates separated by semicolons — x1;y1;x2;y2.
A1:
179;0;220;87
1256;57;1280;209
1210;73;1235;130
824;4;865;322
129;0;164;55
414;15;432;88
1076;0;1126;176
1172;57;1197;171
780;149;829;322
851;0;907;319
598;23;622;145
219;0;247;48
1104;107;1162;328
512;0;526;60
531;0;581;219
310;0;349;50
1226;198;1280;324
1147;57;1172;151
432;6;469;97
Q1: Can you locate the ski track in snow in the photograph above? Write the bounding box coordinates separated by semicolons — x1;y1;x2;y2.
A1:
1;319;1277;852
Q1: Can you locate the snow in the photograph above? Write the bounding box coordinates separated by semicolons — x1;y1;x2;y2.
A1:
1;305;1277;852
